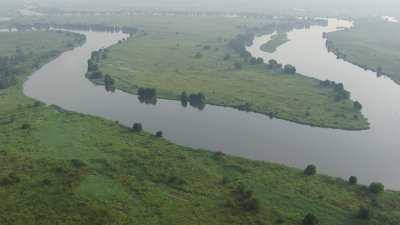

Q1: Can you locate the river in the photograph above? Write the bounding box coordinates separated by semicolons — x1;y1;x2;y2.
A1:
23;19;400;189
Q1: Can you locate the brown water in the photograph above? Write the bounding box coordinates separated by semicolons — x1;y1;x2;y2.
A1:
23;19;400;189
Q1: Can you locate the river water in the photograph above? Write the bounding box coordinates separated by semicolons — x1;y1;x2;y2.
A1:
23;19;400;189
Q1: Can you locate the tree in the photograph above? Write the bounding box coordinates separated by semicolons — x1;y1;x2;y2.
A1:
132;123;143;132
223;53;231;60
369;182;384;194
304;164;317;176
358;207;370;220
155;131;163;138
302;213;319;225
349;176;358;185
195;52;203;58
249;57;257;65
180;91;188;107
283;64;296;74
234;62;242;70
353;101;362;110
256;57;264;64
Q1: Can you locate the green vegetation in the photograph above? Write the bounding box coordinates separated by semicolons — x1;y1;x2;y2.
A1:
327;18;400;84
1;30;399;225
261;32;289;53
82;15;368;130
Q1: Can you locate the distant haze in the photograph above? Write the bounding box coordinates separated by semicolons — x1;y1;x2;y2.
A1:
10;0;400;15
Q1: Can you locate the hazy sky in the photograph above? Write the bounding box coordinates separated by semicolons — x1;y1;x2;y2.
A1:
9;0;400;15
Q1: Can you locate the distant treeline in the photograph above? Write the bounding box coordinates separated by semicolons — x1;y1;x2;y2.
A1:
10;23;139;35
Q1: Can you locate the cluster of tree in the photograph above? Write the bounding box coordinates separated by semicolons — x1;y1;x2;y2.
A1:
319;80;350;101
226;184;260;213
228;33;253;59
249;57;264;65
0;172;20;187
138;87;157;105
326;40;347;60
266;59;296;74
13;23;139;35
180;91;206;110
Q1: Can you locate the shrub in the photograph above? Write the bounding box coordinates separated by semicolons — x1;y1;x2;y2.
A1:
358;207;370;220
283;64;296;74
369;182;384;194
304;164;317;176
349;176;358;185
132;123;143;132
155;131;163;138
21;123;31;130
302;213;319;225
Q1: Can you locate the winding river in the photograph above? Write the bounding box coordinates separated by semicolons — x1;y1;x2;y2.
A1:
23;19;400;189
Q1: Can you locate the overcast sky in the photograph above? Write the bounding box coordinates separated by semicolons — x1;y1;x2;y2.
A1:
8;0;400;15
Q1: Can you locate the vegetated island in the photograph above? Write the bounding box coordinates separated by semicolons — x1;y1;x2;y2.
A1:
79;15;368;130
326;18;400;84
0;30;398;225
260;32;289;53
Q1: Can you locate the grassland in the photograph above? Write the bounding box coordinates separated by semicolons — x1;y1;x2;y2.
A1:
260;32;289;53
0;29;399;225
327;18;400;84
80;15;369;130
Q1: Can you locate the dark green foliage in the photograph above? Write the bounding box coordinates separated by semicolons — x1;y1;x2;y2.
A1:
138;87;157;105
249;57;258;65
369;182;384;194
188;92;206;110
283;64;296;74
234;62;242;70
267;59;282;70
353;101;362;110
349;176;358;185
319;80;350;101
358;207;370;220
195;52;203;58
304;164;317;176
155;131;163;138
21;123;31;130
180;91;188;107
256;57;264;64
228;185;260;213
303;213;319;225
223;53;231;60
132;123;143;132
0;173;20;187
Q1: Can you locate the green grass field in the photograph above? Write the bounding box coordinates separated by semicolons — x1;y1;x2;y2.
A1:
327;18;400;84
86;15;369;130
261;32;289;53
0;30;399;225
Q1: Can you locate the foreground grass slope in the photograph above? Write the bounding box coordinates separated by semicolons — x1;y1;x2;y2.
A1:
327;18;400;84
0;31;399;225
92;15;368;129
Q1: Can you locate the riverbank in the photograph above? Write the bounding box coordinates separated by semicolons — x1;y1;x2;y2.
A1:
327;18;400;85
1;30;399;225
88;17;368;130
260;33;289;53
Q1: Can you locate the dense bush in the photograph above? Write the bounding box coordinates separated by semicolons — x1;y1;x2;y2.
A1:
302;213;319;225
132;123;143;132
304;164;317;176
358;207;370;220
369;182;384;194
349;176;358;185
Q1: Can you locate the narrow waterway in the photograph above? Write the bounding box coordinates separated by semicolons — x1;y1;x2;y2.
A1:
23;19;400;189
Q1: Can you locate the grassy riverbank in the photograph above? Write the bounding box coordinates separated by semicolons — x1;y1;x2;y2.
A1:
260;32;289;53
327;18;400;84
0;30;399;225
89;15;368;130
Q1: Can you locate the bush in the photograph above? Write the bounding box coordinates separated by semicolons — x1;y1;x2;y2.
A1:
302;213;319;225
132;123;143;132
283;64;296;74
349;176;358;185
369;182;384;194
304;164;317;176
358;207;370;220
155;131;163;138
21;123;31;130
